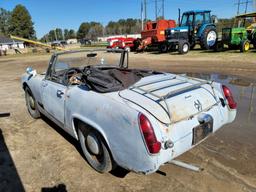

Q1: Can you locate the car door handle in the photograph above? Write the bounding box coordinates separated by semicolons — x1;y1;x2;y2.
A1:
56;90;64;98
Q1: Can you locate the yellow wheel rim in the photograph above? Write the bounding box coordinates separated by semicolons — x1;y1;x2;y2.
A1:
244;42;250;51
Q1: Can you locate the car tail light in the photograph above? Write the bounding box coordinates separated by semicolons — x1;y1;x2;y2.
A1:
139;113;161;154
222;85;237;109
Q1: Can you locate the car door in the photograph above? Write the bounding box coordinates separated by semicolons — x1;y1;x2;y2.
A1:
41;57;69;126
41;79;66;125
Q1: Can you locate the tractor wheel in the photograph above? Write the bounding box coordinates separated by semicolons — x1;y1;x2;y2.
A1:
133;38;142;52
240;40;250;52
200;26;218;50
252;32;256;49
178;41;190;54
189;40;196;50
159;42;169;53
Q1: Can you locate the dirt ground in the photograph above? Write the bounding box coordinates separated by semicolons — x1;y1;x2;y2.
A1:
0;50;256;192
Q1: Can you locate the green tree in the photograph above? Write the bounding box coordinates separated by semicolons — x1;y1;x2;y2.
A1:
0;8;11;35
68;29;76;39
64;29;69;40
77;22;90;39
8;4;35;39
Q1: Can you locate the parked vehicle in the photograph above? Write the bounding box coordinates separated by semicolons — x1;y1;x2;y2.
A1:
161;10;218;54
236;12;256;49
21;49;236;174
107;37;136;51
221;27;250;52
133;19;176;52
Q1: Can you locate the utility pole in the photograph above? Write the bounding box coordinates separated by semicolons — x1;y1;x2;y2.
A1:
235;0;253;15
155;0;158;20
162;0;165;19
54;29;58;41
245;0;249;13
154;0;165;20
144;0;147;21
141;0;144;30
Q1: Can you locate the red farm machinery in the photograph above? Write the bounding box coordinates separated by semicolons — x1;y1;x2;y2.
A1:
133;19;176;51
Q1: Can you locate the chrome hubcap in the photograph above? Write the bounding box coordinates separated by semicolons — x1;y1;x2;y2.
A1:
29;95;35;109
86;132;100;155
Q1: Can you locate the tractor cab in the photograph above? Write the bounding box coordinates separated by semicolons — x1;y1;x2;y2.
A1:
163;10;218;53
180;10;212;35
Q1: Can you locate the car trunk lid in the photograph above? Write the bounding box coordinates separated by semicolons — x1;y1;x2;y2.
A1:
119;74;217;124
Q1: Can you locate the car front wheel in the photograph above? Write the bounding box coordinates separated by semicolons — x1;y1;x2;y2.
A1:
78;123;114;173
25;87;40;119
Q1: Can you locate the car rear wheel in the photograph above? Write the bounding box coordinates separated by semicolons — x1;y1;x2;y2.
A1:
25;87;40;119
78;123;114;173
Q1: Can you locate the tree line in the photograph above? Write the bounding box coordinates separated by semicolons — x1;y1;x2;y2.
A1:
0;5;35;39
41;19;142;42
1;4;246;43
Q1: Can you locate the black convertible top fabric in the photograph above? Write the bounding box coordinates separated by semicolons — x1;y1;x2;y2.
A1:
84;67;155;93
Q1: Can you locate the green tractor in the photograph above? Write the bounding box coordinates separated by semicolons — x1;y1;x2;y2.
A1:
221;27;250;52
221;12;256;52
236;12;256;49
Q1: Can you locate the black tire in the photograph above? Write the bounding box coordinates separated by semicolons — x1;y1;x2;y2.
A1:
200;26;218;50
240;40;250;52
251;32;256;49
213;41;224;52
228;44;238;50
159;42;169;53
25;87;40;119
133;39;142;51
178;41;190;54
189;40;196;50
78;122;114;173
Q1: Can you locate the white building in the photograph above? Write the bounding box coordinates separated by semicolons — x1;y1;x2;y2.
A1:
66;38;78;44
0;36;24;50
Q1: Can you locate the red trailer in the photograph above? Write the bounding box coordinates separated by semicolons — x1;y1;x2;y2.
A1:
134;19;176;51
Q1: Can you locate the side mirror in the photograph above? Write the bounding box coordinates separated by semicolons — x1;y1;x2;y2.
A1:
26;67;37;77
211;15;218;24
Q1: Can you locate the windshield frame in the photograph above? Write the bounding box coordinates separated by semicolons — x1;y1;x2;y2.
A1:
45;49;128;81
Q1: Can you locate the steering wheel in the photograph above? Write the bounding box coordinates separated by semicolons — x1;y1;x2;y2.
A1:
63;67;84;85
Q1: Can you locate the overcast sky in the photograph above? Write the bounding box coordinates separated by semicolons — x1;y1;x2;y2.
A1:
1;0;254;38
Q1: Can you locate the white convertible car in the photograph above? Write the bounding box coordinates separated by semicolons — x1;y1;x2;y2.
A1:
21;49;236;174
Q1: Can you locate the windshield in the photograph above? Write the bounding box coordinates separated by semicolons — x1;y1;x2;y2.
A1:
54;50;123;73
180;14;188;26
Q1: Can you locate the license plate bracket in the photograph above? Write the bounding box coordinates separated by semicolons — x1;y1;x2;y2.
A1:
192;121;213;145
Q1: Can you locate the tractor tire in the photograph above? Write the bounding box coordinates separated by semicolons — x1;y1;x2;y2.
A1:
200;26;218;50
240;40;250;52
159;42;169;53
213;41;224;52
251;32;256;49
133;38;142;52
189;40;196;50
178;41;190;54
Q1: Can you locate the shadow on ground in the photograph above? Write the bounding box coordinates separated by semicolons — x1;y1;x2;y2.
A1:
41;115;130;178
0;128;25;192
